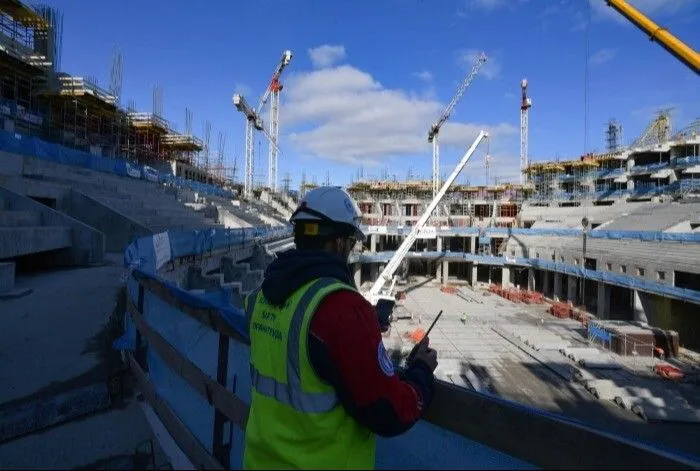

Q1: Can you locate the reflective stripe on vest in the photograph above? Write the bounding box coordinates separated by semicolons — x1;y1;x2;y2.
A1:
249;278;342;413
250;366;337;413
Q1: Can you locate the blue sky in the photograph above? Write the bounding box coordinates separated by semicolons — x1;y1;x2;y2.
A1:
47;0;699;188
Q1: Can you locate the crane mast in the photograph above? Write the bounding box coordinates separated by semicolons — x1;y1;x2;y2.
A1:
232;94;263;199
366;130;489;308
231;50;291;199
605;0;699;76
428;52;487;200
520;78;532;184
257;50;293;192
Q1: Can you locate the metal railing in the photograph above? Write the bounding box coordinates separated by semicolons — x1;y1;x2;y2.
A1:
114;228;700;470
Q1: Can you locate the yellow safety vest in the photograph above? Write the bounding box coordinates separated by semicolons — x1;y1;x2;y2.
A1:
242;277;376;470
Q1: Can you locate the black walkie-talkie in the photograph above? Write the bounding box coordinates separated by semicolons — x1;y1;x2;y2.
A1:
407;310;443;364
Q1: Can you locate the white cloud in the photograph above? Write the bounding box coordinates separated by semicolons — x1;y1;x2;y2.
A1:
282;64;516;166
457;49;501;80
468;0;508;11
413;70;434;82
308;45;347;69
589;48;617;66
461;0;530;14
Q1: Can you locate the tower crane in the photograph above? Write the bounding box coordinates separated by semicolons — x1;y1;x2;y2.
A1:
520;78;532;184
232;94;263;199
427;52;487;200
256;50;293;192
232;50;290;199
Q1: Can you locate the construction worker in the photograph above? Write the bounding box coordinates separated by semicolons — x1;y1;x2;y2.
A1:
243;186;438;470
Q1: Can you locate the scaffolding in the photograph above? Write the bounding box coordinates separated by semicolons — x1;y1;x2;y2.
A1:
123;111;169;164
631;111;671;149
0;48;43;136
345;177;533;228
0;2;59;137
36;74;121;154
161;132;203;165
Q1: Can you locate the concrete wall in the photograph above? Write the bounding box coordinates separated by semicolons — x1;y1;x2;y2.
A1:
59;190;152;253
424;381;696;469
0;186;105;266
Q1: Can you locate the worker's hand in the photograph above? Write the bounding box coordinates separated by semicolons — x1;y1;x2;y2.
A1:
409;338;438;372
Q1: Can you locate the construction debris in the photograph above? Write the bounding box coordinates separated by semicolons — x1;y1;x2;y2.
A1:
488;284;544;304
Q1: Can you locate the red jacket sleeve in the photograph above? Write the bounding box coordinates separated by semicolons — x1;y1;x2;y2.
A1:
308;290;435;437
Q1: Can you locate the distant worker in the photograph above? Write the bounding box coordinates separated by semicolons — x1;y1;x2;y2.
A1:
243;186;438;470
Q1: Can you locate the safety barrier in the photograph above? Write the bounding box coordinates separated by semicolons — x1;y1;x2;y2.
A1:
630;162;670;174
113;226;700;469
0;128;234;199
675;155;700;167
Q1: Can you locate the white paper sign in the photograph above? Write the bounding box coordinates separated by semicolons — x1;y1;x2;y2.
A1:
416;226;437;239
153;231;172;271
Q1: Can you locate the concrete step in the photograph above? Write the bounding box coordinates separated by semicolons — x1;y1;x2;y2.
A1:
0;176;69;200
134;215;212;228
23;170;121;193
128;208;204;220
0;210;42;227
92;196;145;212
93;197;200;219
108;199;190;214
0;226;72;258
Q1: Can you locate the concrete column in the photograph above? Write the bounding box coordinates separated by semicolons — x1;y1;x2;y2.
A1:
554;273;563;301
354;263;361;288
370;235;377;252
501;266;510;287
627;159;635;192
470;263;478;287
442;261;449;285
567;276;577;304
436;237;443;279
632;290;649;324
597;282;610;319
543;271;551;297
370;263;379;281
528;268;536;291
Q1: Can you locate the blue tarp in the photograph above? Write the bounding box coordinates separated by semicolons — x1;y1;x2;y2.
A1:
0;128;235;199
360;225;700;244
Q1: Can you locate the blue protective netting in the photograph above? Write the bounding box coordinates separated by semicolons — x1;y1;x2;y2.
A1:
362;225;700;243
0;128;234;198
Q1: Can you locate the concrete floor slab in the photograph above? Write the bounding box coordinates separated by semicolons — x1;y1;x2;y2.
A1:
0;397;168;470
0;254;123;404
384;282;700;457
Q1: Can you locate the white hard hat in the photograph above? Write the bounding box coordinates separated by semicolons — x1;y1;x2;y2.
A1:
290;186;365;242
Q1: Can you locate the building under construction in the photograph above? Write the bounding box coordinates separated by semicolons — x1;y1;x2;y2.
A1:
524;113;700;206
0;1;217;183
347;179;533;228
